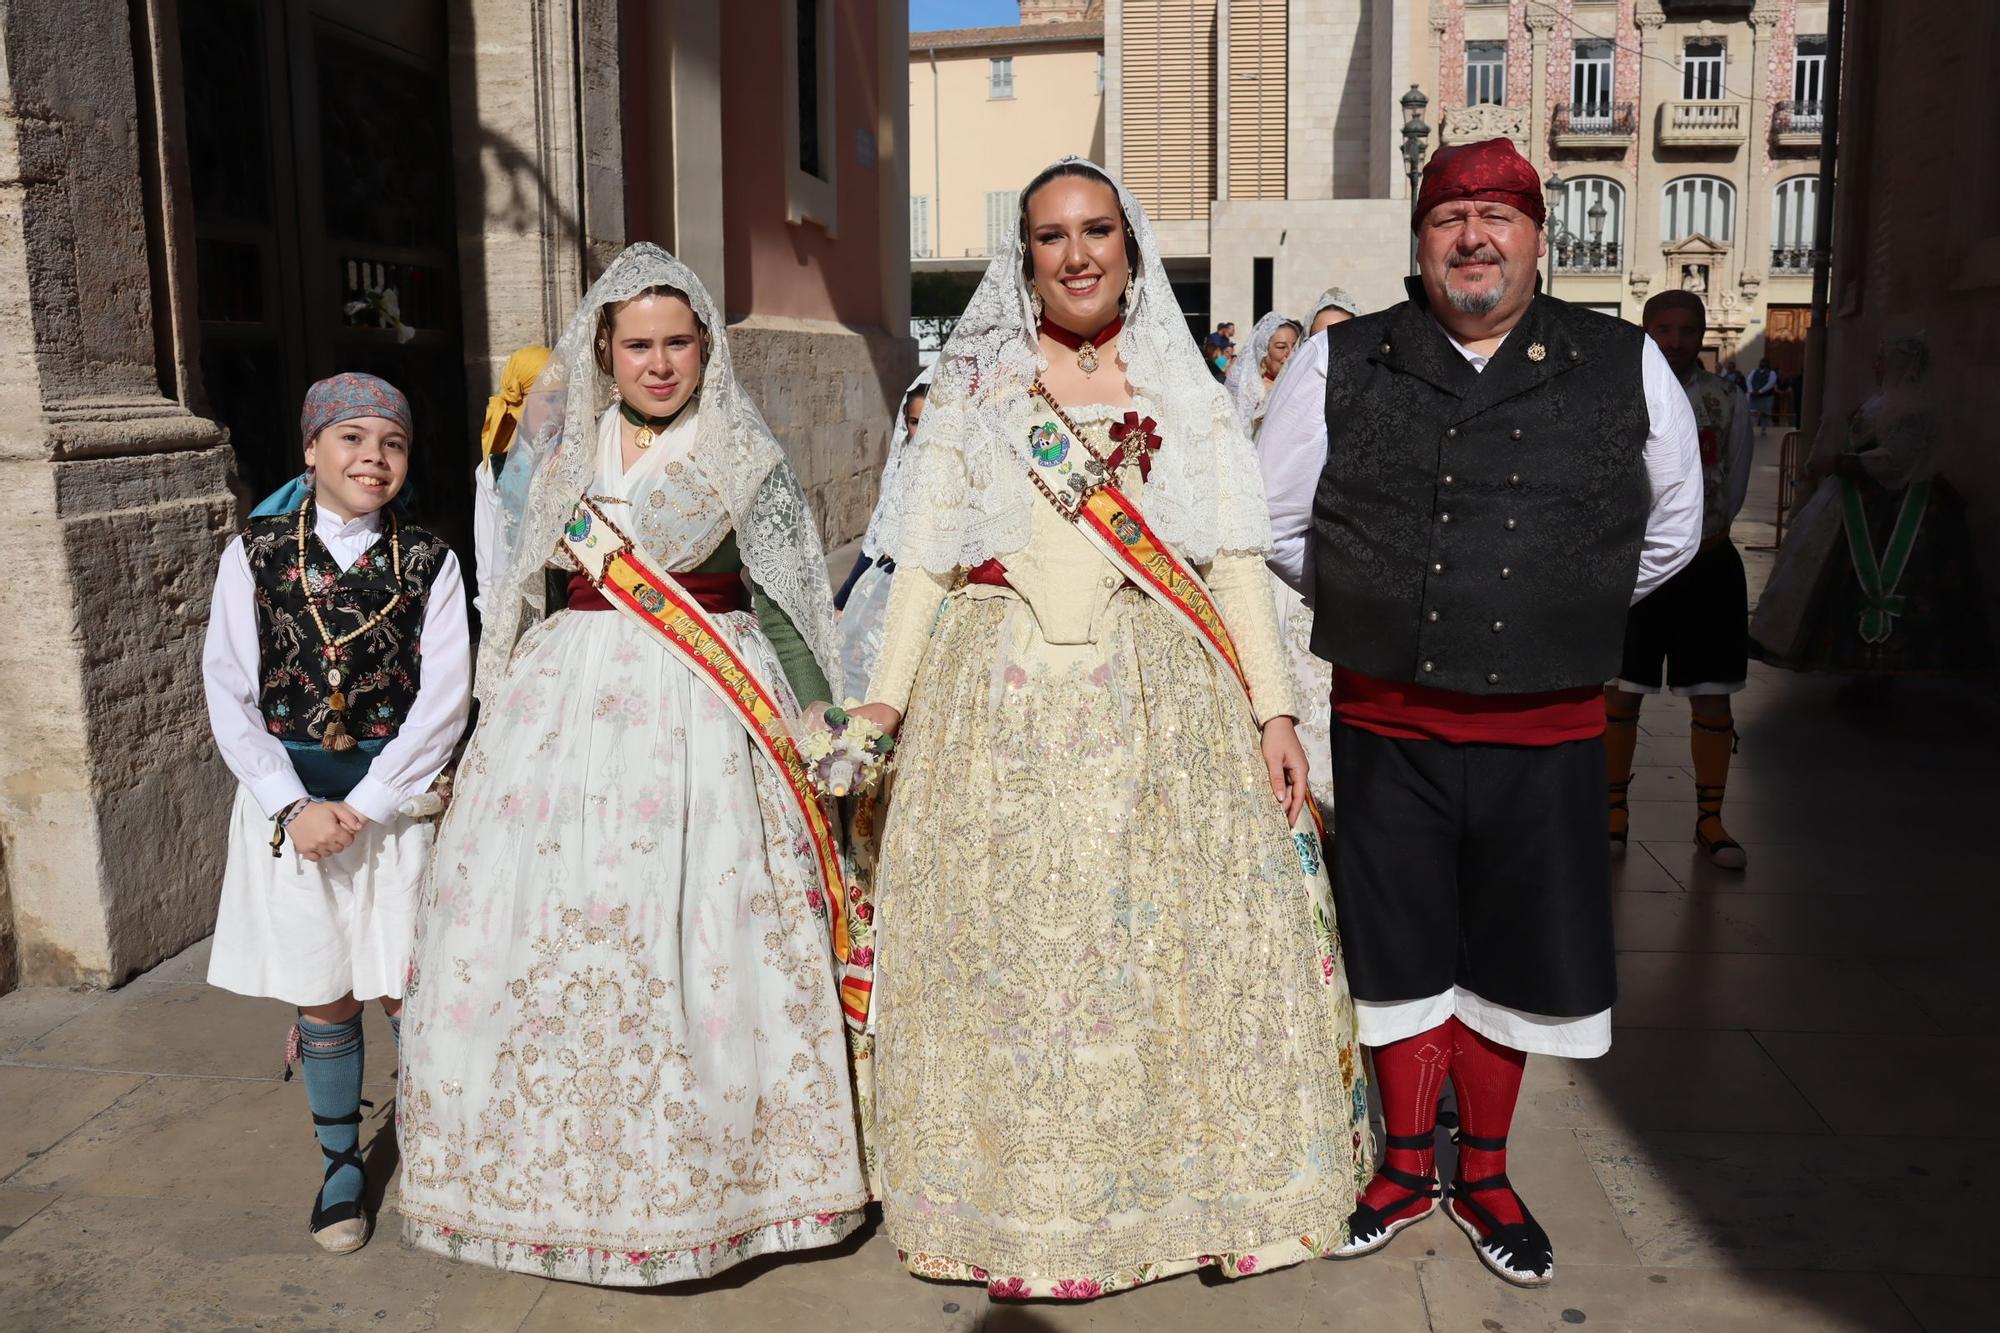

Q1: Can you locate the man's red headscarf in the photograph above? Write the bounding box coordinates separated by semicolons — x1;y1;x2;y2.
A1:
1413;137;1546;231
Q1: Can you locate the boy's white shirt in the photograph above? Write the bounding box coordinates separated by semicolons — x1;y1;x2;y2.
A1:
202;504;471;823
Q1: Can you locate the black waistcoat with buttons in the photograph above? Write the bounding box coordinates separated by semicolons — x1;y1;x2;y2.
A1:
1310;284;1652;695
240;507;454;744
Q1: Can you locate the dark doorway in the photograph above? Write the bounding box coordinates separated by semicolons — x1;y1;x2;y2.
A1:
1252;256;1273;323
178;0;470;546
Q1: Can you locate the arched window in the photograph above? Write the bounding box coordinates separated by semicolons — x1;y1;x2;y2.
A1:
1771;176;1818;272
1661;175;1736;242
1553;176;1624;272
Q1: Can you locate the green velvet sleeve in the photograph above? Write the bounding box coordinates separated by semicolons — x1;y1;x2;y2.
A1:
751;582;833;708
690;533;832;708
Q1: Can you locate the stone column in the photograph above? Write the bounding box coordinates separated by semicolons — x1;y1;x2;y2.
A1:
1629;2;1667;306
1525;9;1557;167
1736;3;1783;290
448;0;625;399
0;0;238;991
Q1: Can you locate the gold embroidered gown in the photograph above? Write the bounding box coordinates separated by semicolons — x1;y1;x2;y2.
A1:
864;402;1370;1300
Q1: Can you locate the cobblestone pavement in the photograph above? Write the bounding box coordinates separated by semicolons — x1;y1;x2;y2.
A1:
3;431;1994;1331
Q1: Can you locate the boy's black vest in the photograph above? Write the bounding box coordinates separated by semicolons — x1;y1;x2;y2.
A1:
1311;284;1653;695
240;507;453;744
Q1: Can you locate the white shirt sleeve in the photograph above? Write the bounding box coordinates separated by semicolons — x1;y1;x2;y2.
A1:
1634;338;1705;601
1256;330;1332;597
471;460;501;616
202;538;310;818
344;550;474;824
1724;387;1755;525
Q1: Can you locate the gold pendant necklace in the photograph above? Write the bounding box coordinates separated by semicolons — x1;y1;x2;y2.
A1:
619;400;677;450
296;498;404;752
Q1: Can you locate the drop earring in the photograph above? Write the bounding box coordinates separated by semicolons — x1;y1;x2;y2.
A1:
1031;287;1044;320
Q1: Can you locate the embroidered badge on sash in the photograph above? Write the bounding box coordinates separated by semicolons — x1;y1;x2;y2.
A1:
1029;421;1070;466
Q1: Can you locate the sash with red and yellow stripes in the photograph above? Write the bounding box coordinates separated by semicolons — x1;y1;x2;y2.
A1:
560;498;867;1020
1024;393;1326;840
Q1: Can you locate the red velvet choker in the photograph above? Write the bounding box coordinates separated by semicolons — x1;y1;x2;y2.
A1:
1039;314;1123;374
1038;314;1123;349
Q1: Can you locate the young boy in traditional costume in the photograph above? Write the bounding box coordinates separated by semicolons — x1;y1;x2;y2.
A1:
203;372;471;1254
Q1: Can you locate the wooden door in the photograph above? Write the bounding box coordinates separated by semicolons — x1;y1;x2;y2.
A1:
180;0;469;544
1765;304;1811;378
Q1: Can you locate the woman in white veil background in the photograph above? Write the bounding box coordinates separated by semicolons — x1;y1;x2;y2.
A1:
1225;311;1303;435
397;243;866;1285
834;366;933;690
847;159;1368;1299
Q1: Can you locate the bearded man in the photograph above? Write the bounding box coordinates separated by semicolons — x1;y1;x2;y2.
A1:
1258;138;1702;1287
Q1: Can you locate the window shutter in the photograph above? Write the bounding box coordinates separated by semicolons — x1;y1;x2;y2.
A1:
1121;0;1218;221
986;190;1014;257
1227;0;1286;200
911;195;931;258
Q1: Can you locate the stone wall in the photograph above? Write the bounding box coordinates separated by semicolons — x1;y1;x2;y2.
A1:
1208;198;1411;330
0;0;238;992
729;320;917;555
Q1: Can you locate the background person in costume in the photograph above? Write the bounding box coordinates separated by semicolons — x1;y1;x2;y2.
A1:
1751;330;1991;696
396;243;866;1287
844;157;1370;1301
471;345;550;614
1225;312;1303;435
1605;292;1755;869
1260;136;1701;1289
203;372;471;1256
834;368;932;691
1308;287;1361;335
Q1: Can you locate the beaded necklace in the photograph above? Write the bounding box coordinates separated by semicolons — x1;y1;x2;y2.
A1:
295;497;403;752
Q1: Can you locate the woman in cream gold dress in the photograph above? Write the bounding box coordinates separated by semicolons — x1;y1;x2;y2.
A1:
848;158;1369;1300
397;244;866;1285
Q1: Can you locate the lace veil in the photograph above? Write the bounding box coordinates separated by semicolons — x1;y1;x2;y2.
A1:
869;157;1273;573
480;242;841;704
858;364;935;560
1224;311;1295;433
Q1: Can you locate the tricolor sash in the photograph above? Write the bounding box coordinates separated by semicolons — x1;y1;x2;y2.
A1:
1022;392;1323;839
558;498;861;999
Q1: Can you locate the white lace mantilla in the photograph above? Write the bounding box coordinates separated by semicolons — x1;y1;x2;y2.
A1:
481;243;840;704
870;158;1273;574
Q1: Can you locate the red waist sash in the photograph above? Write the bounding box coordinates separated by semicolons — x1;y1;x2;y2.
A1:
569;568;748;615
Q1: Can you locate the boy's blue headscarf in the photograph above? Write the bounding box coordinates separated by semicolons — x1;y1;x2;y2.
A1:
250;372;416;517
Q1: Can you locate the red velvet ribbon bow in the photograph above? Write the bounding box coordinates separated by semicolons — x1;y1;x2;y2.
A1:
1106;412;1162;480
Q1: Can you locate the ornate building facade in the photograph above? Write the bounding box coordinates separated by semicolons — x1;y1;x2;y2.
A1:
0;0;912;994
1424;0;1830;379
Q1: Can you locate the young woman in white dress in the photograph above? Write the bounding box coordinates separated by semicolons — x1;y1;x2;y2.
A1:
397;244;866;1286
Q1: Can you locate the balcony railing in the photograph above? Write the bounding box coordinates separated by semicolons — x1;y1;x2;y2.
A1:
1553;238;1623;274
1658;99;1746;147
1551;100;1637;149
1772;100;1826;146
1769;245;1815;275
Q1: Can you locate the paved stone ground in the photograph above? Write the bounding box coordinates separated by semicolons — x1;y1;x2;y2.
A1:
4;431;1997;1331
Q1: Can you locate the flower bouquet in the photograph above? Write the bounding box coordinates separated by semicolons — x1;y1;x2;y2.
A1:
798;701;896;799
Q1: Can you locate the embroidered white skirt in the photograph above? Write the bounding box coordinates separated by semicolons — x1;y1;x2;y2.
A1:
1271;573;1334;813
396;607;867;1286
207;784;430;1007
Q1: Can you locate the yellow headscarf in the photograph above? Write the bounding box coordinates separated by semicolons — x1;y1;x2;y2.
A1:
479;345;552;462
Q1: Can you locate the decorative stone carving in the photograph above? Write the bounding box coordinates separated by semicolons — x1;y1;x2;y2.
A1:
1441;103;1530;154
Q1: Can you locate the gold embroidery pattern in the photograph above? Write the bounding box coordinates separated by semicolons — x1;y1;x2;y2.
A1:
870;590;1370;1288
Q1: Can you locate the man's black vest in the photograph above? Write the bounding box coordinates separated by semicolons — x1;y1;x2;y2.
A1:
1311;286;1652;695
241;508;453;744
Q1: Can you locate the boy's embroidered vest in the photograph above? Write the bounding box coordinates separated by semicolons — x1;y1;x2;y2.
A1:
1683;367;1743;540
240;510;453;746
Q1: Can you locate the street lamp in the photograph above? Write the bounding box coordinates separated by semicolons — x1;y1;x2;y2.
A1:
1400;85;1431;275
1543;170;1566;297
1587;196;1608;270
